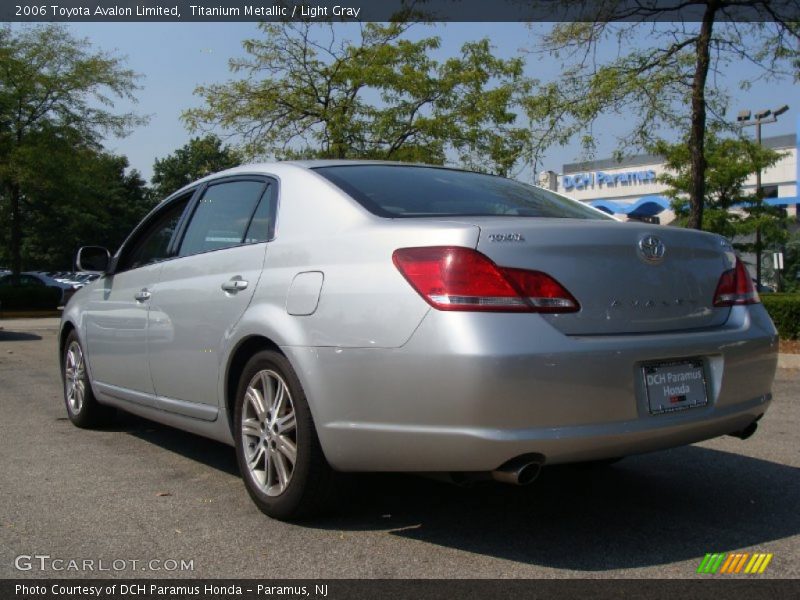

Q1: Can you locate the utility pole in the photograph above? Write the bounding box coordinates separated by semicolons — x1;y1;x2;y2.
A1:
736;104;789;290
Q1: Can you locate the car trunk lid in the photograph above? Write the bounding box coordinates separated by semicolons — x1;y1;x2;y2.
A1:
461;218;732;335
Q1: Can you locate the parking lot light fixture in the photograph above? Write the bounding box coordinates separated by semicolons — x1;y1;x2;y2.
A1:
736;104;790;289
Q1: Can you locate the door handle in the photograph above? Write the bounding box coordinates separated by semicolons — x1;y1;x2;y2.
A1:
221;278;249;293
134;289;151;302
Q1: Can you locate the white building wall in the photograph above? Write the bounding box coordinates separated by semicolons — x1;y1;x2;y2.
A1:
559;161;668;203
555;145;797;219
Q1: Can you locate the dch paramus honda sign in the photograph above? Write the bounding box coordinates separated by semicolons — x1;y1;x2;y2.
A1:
562;169;657;191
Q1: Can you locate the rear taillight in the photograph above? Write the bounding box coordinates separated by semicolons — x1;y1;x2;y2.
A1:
392;246;579;313
713;257;760;307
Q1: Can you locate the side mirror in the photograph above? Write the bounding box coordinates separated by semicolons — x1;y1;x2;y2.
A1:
76;246;111;273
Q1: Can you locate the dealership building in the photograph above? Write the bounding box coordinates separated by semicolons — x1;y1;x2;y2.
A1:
541;126;798;225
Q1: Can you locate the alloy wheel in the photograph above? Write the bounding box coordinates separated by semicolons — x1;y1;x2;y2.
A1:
64;341;86;414
241;369;298;497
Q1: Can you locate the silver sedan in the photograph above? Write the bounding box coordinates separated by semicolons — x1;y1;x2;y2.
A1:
59;161;778;519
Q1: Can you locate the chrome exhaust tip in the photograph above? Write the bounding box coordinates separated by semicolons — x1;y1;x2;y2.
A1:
491;455;544;486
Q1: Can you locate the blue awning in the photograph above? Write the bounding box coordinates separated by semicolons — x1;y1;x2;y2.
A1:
589;195;671;217
589;195;799;216
765;196;798;207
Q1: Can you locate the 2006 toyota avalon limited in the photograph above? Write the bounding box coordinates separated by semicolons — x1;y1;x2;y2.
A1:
60;161;778;519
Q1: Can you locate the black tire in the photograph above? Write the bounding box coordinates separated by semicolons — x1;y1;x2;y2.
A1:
62;331;114;428
234;350;340;520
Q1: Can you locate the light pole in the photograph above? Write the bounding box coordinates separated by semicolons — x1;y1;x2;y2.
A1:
736;104;789;290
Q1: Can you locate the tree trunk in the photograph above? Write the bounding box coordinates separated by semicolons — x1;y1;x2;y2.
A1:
687;1;718;230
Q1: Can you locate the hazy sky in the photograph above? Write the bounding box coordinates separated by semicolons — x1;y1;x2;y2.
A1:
56;21;800;184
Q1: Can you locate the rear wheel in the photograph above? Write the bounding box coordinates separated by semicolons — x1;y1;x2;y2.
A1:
62;331;114;428
234;350;339;519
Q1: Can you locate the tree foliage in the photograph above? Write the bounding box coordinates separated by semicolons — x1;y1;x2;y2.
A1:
783;232;800;293
655;133;783;230
151;134;242;200
184;22;535;176
17;136;153;269
654;132;789;282
533;1;799;229
0;24;144;277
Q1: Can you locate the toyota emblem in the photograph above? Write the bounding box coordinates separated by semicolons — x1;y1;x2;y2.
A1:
638;235;666;263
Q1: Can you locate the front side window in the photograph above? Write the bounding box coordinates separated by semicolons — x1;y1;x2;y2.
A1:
120;196;190;271
314;165;611;220
178;180;268;257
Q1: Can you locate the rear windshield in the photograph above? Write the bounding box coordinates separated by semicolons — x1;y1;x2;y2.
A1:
313;165;610;220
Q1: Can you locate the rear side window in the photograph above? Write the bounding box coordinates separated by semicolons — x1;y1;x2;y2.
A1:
314;165;610;220
243;183;275;244
178;180;268;257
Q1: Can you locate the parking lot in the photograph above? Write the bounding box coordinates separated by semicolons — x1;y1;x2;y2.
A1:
1;318;798;579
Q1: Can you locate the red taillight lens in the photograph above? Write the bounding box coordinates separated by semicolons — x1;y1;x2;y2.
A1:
392;246;579;313
713;257;760;307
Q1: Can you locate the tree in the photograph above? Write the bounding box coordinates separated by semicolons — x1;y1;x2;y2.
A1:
0;24;143;279
783;232;800;293
183;22;535;176
654;132;788;281
16;133;153;270
151;135;243;200
533;1;799;229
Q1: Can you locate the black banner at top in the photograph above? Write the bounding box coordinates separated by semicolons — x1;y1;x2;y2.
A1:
2;0;800;23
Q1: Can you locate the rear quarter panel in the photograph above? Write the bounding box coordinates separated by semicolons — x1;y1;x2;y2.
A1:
233;167;480;349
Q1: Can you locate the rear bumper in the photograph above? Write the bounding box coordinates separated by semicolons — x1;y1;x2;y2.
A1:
284;304;778;472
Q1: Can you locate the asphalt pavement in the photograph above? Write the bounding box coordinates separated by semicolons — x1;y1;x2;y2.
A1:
1;318;798;579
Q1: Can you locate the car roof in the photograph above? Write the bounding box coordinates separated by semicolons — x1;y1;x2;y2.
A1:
283;159;460;169
167;160;475;198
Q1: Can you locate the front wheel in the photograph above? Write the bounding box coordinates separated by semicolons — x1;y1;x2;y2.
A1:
234;350;340;519
62;331;114;428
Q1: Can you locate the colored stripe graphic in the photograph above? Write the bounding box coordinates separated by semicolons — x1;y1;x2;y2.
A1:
712;554;726;573
697;554;713;574
719;554;736;573
734;553;749;573
719;553;735;573
701;553;726;574
758;554;773;573
745;555;761;573
698;553;774;574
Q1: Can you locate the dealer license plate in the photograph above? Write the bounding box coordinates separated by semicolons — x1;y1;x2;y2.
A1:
643;359;708;415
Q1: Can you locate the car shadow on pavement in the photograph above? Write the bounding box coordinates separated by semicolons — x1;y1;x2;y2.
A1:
111;411;240;477
103;408;800;572
317;445;800;571
0;330;42;341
